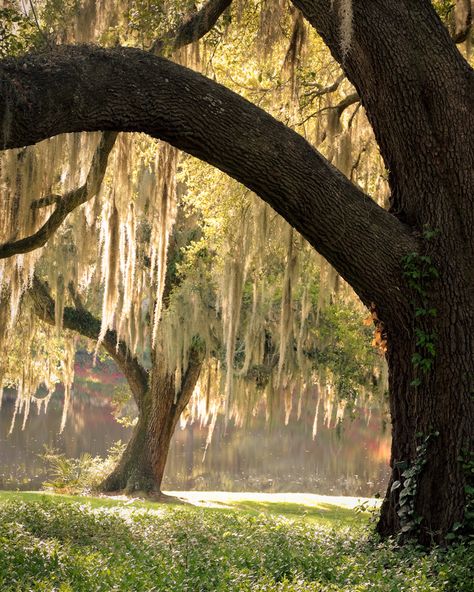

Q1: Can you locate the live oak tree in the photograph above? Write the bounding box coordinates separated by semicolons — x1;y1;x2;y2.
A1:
23;155;381;496
0;0;473;543
0;0;225;496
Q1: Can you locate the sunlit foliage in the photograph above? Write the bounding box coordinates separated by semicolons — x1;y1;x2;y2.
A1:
0;0;388;434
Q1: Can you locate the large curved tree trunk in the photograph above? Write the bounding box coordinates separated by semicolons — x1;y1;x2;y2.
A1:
101;350;203;495
291;0;474;543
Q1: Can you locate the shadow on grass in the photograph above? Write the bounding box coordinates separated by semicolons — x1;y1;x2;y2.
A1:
208;499;369;527
0;491;371;529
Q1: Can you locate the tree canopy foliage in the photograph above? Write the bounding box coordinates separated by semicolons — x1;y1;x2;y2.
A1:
0;0;385;435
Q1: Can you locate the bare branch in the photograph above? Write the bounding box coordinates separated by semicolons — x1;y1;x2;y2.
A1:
347;101;361;129
151;0;232;55
30;194;62;209
302;73;345;100
298;91;359;127
452;0;472;44
350;145;367;182
335;92;359;117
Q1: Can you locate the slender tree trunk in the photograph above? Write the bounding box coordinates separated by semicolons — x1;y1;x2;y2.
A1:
101;349;203;494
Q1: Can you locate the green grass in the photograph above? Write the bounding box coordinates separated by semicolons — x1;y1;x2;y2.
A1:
220;500;364;527
0;490;162;511
0;491;370;527
0;491;472;591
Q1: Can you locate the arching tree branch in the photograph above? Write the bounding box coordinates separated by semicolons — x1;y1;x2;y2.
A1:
28;275;149;405
0;45;416;311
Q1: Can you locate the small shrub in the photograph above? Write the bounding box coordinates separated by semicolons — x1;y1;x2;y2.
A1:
41;442;126;494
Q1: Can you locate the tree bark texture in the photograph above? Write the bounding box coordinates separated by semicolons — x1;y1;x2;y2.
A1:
292;0;474;543
377;314;474;544
3;0;474;541
0;44;416;312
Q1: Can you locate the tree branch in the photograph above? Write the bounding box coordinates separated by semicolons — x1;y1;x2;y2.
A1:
31;194;62;209
298;91;359;127
452;0;472;44
0;131;117;259
28;275;149;405
0;46;417;310
151;0;232;55
302;73;345;100
334;92;359;117
0;0;232;260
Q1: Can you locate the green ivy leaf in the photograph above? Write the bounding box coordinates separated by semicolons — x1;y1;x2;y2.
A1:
390;480;401;492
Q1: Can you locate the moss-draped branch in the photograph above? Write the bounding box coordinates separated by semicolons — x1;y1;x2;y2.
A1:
0;0;232;260
29;275;149;404
0;44;416;311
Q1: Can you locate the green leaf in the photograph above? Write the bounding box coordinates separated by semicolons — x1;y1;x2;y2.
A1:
390;480;401;492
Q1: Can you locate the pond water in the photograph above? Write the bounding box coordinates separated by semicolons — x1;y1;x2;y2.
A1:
0;360;391;497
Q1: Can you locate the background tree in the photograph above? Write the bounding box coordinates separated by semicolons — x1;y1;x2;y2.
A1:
24;150;383;495
0;0;225;495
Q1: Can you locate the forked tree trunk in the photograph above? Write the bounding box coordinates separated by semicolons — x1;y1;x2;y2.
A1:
28;275;204;496
100;387;179;495
101;350;203;495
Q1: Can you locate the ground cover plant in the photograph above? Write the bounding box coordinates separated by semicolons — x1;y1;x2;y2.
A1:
0;493;472;591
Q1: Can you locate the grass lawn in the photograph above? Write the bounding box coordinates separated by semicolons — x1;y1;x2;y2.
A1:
0;490;472;591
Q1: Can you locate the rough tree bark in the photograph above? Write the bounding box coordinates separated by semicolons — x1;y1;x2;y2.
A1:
2;0;473;542
29;276;203;495
293;0;474;544
101;349;203;494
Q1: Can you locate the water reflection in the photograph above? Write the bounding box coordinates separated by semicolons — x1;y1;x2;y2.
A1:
0;367;391;496
0;393;129;489
164;413;390;496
